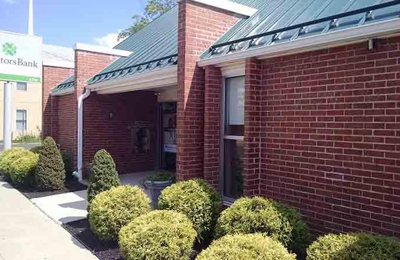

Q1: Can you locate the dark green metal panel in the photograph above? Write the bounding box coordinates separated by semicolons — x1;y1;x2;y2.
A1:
88;6;179;85
202;0;400;59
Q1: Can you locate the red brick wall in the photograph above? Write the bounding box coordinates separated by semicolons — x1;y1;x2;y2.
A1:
177;0;242;180
259;37;400;237
54;94;76;158
244;58;262;196
204;66;222;188
42;66;73;138
82;91;157;176
53;50;119;168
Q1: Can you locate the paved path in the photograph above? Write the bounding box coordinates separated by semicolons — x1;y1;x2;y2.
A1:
0;181;98;260
32;172;153;225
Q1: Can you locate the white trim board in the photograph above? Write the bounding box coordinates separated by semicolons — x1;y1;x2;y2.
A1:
43;60;74;69
184;0;257;17
198;18;400;67
74;43;132;57
87;66;178;95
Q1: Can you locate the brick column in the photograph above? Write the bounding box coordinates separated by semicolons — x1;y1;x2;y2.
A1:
42;66;73;138
177;0;242;180
73;49;119;171
243;58;262;196
204;66;222;188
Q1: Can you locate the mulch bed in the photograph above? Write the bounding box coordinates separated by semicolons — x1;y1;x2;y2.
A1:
63;218;207;260
17;180;87;199
63;219;122;260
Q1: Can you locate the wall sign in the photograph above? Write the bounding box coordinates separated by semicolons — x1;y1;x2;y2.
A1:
0;31;42;83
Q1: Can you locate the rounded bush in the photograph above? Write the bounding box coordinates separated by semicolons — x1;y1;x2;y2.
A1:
9;151;39;186
215;197;310;256
35;137;65;190
87;149;120;205
158;179;221;240
307;233;400;260
0;148;29;180
119;210;196;260
196;233;296;260
89;185;151;241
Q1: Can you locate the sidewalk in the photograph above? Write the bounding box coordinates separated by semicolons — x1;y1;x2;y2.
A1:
0;181;98;260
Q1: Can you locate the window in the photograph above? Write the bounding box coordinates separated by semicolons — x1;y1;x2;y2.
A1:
16;82;27;91
16;109;27;131
221;77;245;199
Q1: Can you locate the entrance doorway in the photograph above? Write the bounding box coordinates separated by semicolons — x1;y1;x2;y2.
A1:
158;102;177;171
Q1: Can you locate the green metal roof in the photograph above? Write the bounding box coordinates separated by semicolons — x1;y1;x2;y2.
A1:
202;0;400;60
53;74;75;93
88;6;178;85
53;5;178;92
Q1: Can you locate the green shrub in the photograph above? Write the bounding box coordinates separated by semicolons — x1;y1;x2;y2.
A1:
34;137;65;190
307;233;400;260
30;146;43;154
119;210;197;260
196;233;296;260
9;151;39;186
215;197;310;256
158;179;221;241
87;149;120;205
0;148;29;180
89;185;151;241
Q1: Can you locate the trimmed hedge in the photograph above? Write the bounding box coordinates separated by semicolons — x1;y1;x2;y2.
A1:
35;137;65;190
0;148;29;180
30;146;43;154
158;179;221;241
87;149;120;205
9;151;39;186
196;233;296;260
307;233;400;260
215;197;310;256
119;210;197;260
89;185;151;241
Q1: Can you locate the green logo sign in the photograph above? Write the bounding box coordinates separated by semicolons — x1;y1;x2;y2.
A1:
2;43;17;56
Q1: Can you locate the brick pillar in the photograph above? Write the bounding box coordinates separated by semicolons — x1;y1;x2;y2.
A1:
42;66;73;138
177;0;242;180
243;58;262;196
71;49;119;169
204;66;222;188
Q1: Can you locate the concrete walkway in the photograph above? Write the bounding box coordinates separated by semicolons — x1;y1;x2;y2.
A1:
0;181;98;260
32;172;153;224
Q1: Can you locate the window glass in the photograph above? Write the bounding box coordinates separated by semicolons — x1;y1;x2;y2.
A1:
16;82;27;91
222;76;245;199
16;109;27;131
223;139;243;198
225;77;245;136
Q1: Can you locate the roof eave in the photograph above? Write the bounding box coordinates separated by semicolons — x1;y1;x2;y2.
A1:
198;18;400;68
87;66;177;95
51;88;74;96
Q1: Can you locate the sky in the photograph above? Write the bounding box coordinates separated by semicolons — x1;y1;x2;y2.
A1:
0;0;145;48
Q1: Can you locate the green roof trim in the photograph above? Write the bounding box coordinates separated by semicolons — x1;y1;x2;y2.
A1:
202;0;400;60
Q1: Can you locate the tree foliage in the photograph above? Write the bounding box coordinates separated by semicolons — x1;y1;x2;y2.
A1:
118;0;176;40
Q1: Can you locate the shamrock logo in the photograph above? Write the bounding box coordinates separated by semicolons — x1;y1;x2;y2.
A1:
2;43;17;56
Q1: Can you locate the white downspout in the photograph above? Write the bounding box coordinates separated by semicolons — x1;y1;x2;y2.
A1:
77;89;91;181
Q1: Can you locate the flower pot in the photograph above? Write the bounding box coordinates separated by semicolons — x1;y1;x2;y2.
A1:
144;180;173;209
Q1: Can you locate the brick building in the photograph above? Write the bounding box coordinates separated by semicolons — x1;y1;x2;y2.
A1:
44;0;400;237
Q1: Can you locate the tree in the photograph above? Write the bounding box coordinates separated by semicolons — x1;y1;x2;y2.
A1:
35;137;66;190
87;149;120;206
118;0;176;40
